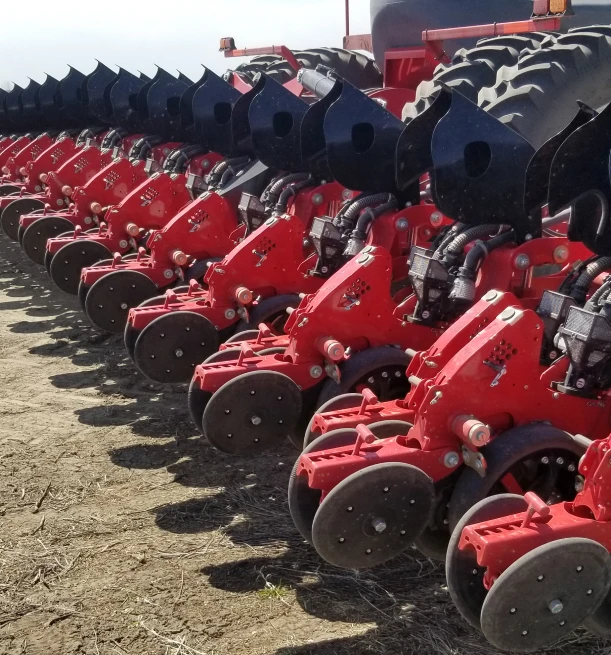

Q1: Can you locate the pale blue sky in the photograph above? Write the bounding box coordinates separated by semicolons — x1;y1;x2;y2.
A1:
0;0;371;89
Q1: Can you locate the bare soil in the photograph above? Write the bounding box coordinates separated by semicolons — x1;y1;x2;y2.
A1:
0;235;609;655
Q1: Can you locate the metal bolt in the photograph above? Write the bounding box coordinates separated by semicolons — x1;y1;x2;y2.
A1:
312;193;324;206
310;365;323;379
576;378;586;389
175;349;184;358
35;185;41;192
372;518;387;533
556;457;564;465
541;456;550;464
342;189;353;201
320;266;329;274
430;391;443;405
225;309;236;320
120;302;128;310
568;464;576;472
57;199;64;206
119;240;128;249
302;238;311;248
430;212;443;226
396;217;409;231
475;459;483;469
84;216;92;225
444;452;459;468
202;159;210;169
421;310;431;320
483;291;499;302
251;415;262;426
554;245;569;263
514;254;531;270
549;600;564;614
500;307;516;320
163;269;174;279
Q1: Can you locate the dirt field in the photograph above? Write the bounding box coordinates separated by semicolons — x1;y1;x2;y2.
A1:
0;235;609;655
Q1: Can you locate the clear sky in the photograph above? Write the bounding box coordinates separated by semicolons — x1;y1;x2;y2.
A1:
0;0;371;90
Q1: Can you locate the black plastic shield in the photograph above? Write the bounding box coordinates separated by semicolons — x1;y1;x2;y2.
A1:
248;75;308;170
20;79;42;129
110;68;147;131
300;78;343;180
4;84;24;130
147;69;189;141
192;68;241;155
38;74;62;128
87;62;119;124
524;102;597;216
231;75;267;156
179;67;207;141
548;101;611;255
323;79;404;193
136;67;166;133
395;88;452;191
431;90;535;241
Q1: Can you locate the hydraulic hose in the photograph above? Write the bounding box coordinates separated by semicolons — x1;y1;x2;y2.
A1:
431;223;464;259
585;275;611;311
344;197;398;256
275;177;315;213
572;256;611;304
442;224;498;266
342;193;393;222
450;228;515;303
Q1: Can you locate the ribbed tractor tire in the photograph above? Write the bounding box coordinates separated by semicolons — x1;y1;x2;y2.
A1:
484;26;611;148
261;47;382;89
402;33;554;121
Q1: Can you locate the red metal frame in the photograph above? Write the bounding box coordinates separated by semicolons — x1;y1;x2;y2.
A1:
192;202;449;394
126;181;346;333
45;151;221;258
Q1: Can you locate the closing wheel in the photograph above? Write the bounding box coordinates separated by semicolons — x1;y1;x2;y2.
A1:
76;259;114;310
123;296;170;360
0;184;21;197
225;329;261;344
303;393;364;449
134;311;220;383
49;240;113;294
1;198;44;241
203;348;241;364
311;462;435;569
481;539;611;652
44;230;74;275
367;420;412;439
289;429;361;544
448;423;584;531
85;270;158;333
446;494;528;630
188;377;212;435
316;346;411;409
202;371;302;455
22;216;75;265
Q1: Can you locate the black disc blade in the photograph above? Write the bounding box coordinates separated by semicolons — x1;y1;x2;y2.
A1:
22;216;75;265
50;240;112;294
202;370;302;455
0;184;21;197
188;377;212;435
481;538;611;652
134;311;220;383
446;494;528;630
1;198;45;241
312;462;435;569
289;429;360;545
85;270;159;333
